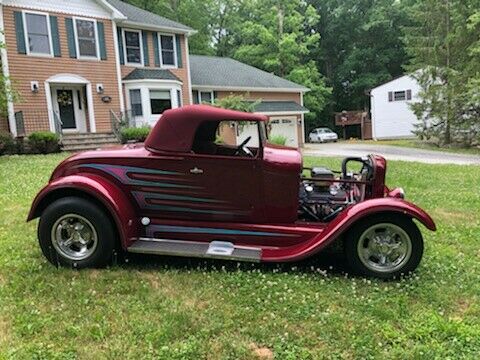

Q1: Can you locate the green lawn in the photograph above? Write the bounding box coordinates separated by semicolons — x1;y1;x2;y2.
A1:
0;154;479;359
358;139;480;156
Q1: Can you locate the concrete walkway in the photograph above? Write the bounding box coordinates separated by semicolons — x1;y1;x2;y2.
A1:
303;142;480;165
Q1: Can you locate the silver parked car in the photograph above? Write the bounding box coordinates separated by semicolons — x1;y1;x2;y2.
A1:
309;127;338;143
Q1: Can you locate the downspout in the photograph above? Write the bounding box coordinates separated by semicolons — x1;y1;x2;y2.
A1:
300;91;305;146
0;3;16;136
185;35;193;105
112;21;125;113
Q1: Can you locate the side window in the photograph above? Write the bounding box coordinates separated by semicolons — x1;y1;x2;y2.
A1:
159;34;176;67
129;89;142;116
192;121;260;157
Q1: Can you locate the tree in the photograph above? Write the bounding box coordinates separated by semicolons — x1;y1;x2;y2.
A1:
403;0;479;145
0;34;18;119
230;0;331;127
310;0;410;114
213;94;259;112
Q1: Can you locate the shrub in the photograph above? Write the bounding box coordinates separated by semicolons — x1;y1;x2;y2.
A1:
28;131;60;154
269;135;287;146
119;126;150;144
0;132;15;155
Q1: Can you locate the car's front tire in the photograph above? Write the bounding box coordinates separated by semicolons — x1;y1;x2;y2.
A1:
344;214;423;279
38;197;116;268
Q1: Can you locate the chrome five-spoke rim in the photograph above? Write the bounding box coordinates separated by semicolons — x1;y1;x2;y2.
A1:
357;223;412;273
51;214;98;261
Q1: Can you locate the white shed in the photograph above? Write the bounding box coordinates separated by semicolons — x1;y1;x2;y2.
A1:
370;75;421;140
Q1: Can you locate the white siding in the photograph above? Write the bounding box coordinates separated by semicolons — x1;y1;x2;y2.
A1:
3;0;113;19
371;75;421;140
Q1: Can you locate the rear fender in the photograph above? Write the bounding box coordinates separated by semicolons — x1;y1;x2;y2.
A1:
262;198;436;262
27;174;138;249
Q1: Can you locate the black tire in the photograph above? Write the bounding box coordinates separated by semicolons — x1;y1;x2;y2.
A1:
38;197;116;268
344;214;423;279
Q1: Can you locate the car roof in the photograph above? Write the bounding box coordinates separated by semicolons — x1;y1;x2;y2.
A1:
145;105;267;153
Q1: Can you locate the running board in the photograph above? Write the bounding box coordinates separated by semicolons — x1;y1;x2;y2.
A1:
127;238;262;262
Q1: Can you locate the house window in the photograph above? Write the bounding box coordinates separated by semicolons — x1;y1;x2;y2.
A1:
130;89;143;116
159;34;176;67
176;89;182;107
150;90;171;115
200;91;213;104
124;30;142;65
75;18;98;58
24;12;51;55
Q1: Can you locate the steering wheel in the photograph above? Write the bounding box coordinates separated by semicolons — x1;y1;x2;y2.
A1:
235;136;253;157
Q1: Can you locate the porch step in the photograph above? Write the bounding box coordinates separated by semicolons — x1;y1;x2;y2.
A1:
61;132;120;152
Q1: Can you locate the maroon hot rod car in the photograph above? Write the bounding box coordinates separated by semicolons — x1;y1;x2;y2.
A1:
28;105;436;278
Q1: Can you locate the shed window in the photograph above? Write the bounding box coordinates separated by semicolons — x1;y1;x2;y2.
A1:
389;90;412;102
75;19;97;58
150;90;171;115
124;30;142;65
24;13;51;55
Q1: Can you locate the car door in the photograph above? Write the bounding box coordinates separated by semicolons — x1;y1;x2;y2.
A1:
178;152;263;223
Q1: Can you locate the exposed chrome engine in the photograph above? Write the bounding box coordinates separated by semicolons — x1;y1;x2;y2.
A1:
299;156;375;222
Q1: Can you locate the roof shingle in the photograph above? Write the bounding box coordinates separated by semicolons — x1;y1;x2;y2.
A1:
190;55;308;91
253;101;308;113
106;0;193;32
123;68;181;82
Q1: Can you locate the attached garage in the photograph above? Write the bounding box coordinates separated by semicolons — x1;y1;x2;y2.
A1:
268;116;298;147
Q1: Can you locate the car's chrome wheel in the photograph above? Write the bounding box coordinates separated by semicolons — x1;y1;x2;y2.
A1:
357;223;412;273
51;214;98;261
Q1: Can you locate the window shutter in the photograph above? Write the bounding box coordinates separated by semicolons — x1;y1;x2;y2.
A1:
97;21;107;60
406;89;412;100
116;27;124;65
175;35;182;68
65;18;77;58
142;30;149;66
49;16;61;57
14;11;27;54
152;33;160;67
192;90;199;104
388;91;393;102
152;32;160;67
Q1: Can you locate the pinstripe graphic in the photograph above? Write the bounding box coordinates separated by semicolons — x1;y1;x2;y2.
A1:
76;164;198;189
147;225;299;238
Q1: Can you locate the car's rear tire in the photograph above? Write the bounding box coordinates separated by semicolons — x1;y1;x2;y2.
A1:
344;214;423;279
38;197;116;268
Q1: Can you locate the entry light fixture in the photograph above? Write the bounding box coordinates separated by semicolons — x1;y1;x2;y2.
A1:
30;81;39;93
96;84;104;94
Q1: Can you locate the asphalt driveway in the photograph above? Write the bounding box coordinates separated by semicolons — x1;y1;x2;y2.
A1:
303;142;480;165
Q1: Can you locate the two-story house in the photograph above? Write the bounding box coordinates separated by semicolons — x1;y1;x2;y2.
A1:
0;0;309;148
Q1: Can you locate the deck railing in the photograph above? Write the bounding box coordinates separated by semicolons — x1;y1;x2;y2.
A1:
109;110;136;141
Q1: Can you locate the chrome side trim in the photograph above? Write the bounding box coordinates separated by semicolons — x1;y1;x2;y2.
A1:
127;238;262;262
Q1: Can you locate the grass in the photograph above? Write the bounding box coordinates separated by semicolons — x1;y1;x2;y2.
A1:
0;153;479;359
358;139;480;156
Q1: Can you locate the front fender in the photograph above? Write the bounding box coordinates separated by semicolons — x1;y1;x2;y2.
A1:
28;174;138;249
262;198;436;262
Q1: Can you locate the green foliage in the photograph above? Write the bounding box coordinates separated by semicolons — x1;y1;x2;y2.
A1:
119;126;151;144
403;0;480;146
1;154;480;358
0;132;15;155
269;134;287;145
27;131;60;154
0;32;19;118
213;94;259;112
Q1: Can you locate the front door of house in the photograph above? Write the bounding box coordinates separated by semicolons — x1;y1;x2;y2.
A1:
57;89;76;129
